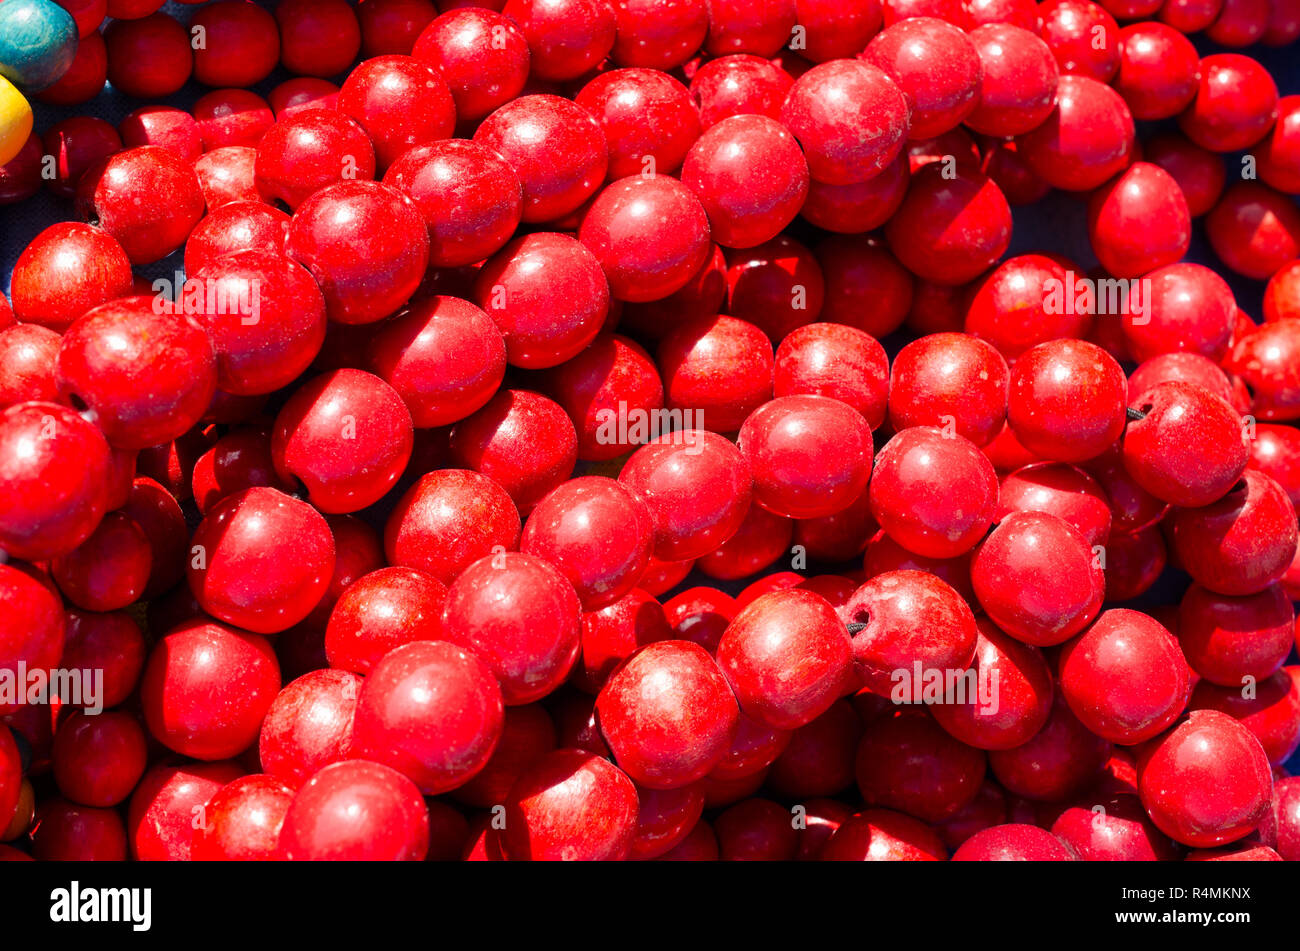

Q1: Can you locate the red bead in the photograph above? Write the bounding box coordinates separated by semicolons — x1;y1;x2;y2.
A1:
385;469;521;584
193;146;260;209
1052;793;1181;861
952;824;1075;860
775;322;889;429
538;334;664;461
255;110;377;212
1180;54;1278;154
287;180;429;325
0;132;42;206
717;588;852;730
441;551;582;704
9;222;132;332
680;114;809;248
869;427;999;559
32;801;127;861
279;760;428;861
350;640;503;794
1206;182;1300;282
579;176;711;303
473;233;609;368
1123;381;1248;507
820;807;947;861
337;55;456;170
1167;471;1298;597
596;640;739;787
738;394;872;519
1191;670;1300;766
794;0;884;61
845;569;978;697
619;429;753;560
930;618;1053;750
51;511;150;612
453;703;556;807
885;164;1011;284
119;105;201;162
888;332;1008;447
862;17;982;140
275;0;362;77
964;23;1059;137
383;140;522;268
781;59;908;185
574;589;673;693
521;476;653;611
1058;608;1188;744
187;250;326;397
75;146;204;266
965;254;1086;359
658;315;774;433
856;711;986;823
502;749;639;860
1088;162;1190;278
0;403;110;561
663;586;738;652
61;608;145;711
973;510;1104;645
997;462;1112;545
1112;22;1197;121
1018;74;1135;192
815;234;912;336
0;324;61;408
1228;320;1300;422
502;0;616;81
268;77;340;118
611;0;708;69
1249;422;1300;510
193;89;274;151
189;487;335;634
449;389;578;515
1123;263;1236;363
989;691;1110;800
412;9;528;121
324;567;447;674
473;94;608;224
723;235;822;342
704;0;797;56
271;369;413;513
191;1;279;87
140;618;279;760
35;29;106;107
576;68;700;179
1142;132;1226;218
1257;95;1300;194
689;54;793;128
1007;339;1126;464
358;0;438;56
1039;0;1118;82
57;295;216;450
259;669;362;788
52;711;147;807
103;12;192;98
191;774;294;861
1138;709;1272;848
766;699;861;799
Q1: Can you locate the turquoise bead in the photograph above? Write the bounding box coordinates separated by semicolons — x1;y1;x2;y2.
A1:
0;0;78;92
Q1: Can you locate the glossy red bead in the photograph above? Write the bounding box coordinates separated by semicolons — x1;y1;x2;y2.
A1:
869;426;999;559
279;760;428;861
441;551;582;704
596;640;739;788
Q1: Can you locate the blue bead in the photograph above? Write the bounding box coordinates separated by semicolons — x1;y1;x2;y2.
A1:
0;0;78;92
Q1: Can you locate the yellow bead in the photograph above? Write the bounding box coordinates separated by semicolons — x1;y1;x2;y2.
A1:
0;76;34;167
